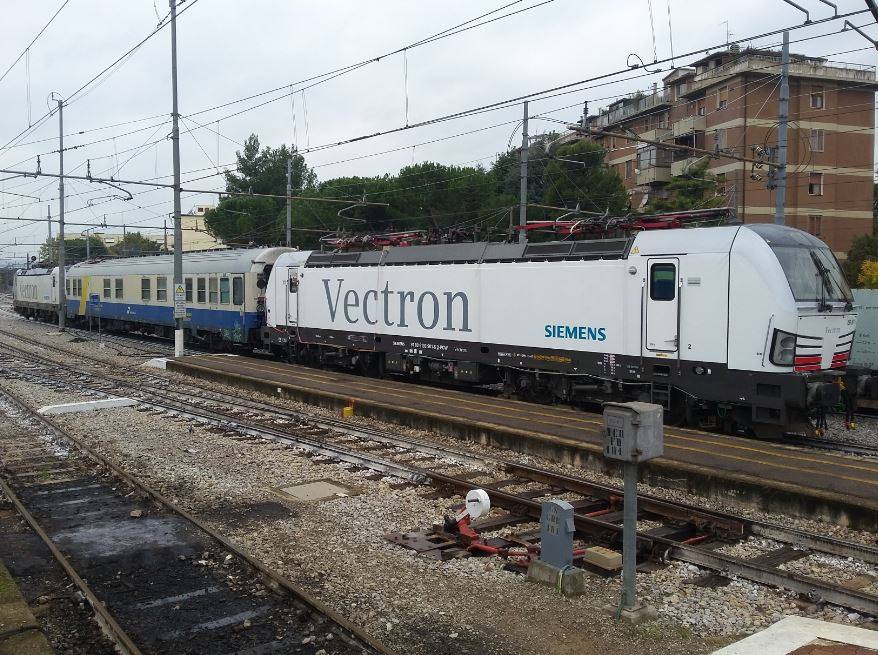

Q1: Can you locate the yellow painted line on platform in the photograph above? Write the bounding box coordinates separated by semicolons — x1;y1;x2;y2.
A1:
665;441;878;487
183;357;878;476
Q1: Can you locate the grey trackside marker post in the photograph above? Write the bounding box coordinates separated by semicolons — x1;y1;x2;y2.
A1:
622;461;637;607
539;500;575;569
602;401;664;613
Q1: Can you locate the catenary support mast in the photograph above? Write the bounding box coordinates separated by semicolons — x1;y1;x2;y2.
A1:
55;96;66;330
774;31;790;225
518;101;529;244
170;0;184;356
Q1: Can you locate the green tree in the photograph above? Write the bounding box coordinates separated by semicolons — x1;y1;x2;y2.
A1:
205;195;280;247
542;140;628;215
205;134;316;246
109;232;161;258
645;161;723;213
39;236;108;263
845;233;878;282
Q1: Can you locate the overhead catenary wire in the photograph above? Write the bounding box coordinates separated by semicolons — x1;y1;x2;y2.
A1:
0;0;72;86
3;15;876;246
0;0;203;157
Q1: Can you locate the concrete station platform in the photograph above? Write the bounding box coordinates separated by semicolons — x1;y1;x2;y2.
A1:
711;616;878;654
167;354;878;530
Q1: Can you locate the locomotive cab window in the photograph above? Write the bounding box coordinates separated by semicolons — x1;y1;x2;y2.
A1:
197;278;206;303
141;278;151;301
219;278;230;304
650;263;677;301
115;278;123;299
103;278;111;299
232;276;243;306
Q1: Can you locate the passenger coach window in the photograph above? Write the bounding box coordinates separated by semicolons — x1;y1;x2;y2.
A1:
650;263;677;301
141;278;151;301
156;276;167;301
219;278;230;304
232;277;243;306
208;278;218;304
185;278;193;302
66;279;70;295
197;278;206;303
103;278;111;299
115;278;123;298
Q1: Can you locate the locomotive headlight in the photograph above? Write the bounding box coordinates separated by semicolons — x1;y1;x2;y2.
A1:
770;329;796;366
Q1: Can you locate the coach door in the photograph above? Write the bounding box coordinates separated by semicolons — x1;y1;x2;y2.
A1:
644;258;680;353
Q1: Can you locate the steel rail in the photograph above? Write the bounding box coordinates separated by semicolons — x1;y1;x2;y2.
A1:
0;475;144;655
1;338;877;571
0;335;877;615
423;470;878;616
0;385;399;655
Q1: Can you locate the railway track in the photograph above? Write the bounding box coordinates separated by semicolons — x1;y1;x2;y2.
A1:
0;387;396;654
0;332;876;618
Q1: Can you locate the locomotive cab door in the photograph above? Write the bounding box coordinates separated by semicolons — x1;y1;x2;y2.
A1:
285;268;299;327
644;258;680;353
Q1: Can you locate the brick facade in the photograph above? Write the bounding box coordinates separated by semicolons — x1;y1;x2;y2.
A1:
586;48;876;257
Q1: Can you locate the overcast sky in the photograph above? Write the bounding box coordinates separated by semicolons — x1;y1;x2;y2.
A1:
0;0;874;260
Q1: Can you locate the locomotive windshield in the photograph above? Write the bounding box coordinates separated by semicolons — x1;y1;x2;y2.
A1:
747;224;852;303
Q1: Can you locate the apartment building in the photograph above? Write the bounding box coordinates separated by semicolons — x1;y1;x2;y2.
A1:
585;45;877;257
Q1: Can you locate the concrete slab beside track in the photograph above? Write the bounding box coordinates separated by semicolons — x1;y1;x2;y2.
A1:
167;354;878;531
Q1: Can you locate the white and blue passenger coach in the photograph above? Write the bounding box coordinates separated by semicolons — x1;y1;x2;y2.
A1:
62;247;290;347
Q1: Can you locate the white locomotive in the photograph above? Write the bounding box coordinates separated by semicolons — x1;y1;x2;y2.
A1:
263;224;856;434
12;266;59;322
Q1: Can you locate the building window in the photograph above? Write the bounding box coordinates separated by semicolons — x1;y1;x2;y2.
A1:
808;214;822;236
185;278;193;302
115;278;123;299
232;277;244;306
156;276;167;301
714;129;726;150
717;85;729;109
625;159;633;179
197;278;206;303
810;129;824;152
650;263;677;301
141;278;151;301
219;278;230;305
103;278;111;299
208;277;218;304
808;172;823;196
810;87;824;109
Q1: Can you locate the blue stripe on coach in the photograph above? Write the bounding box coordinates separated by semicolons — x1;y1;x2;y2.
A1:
67;299;261;342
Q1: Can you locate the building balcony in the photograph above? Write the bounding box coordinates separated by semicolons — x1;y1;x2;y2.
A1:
592;91;672;129
685;55;877;95
672;115;706;137
637;166;672;185
640;127;673;143
671;156;705;177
